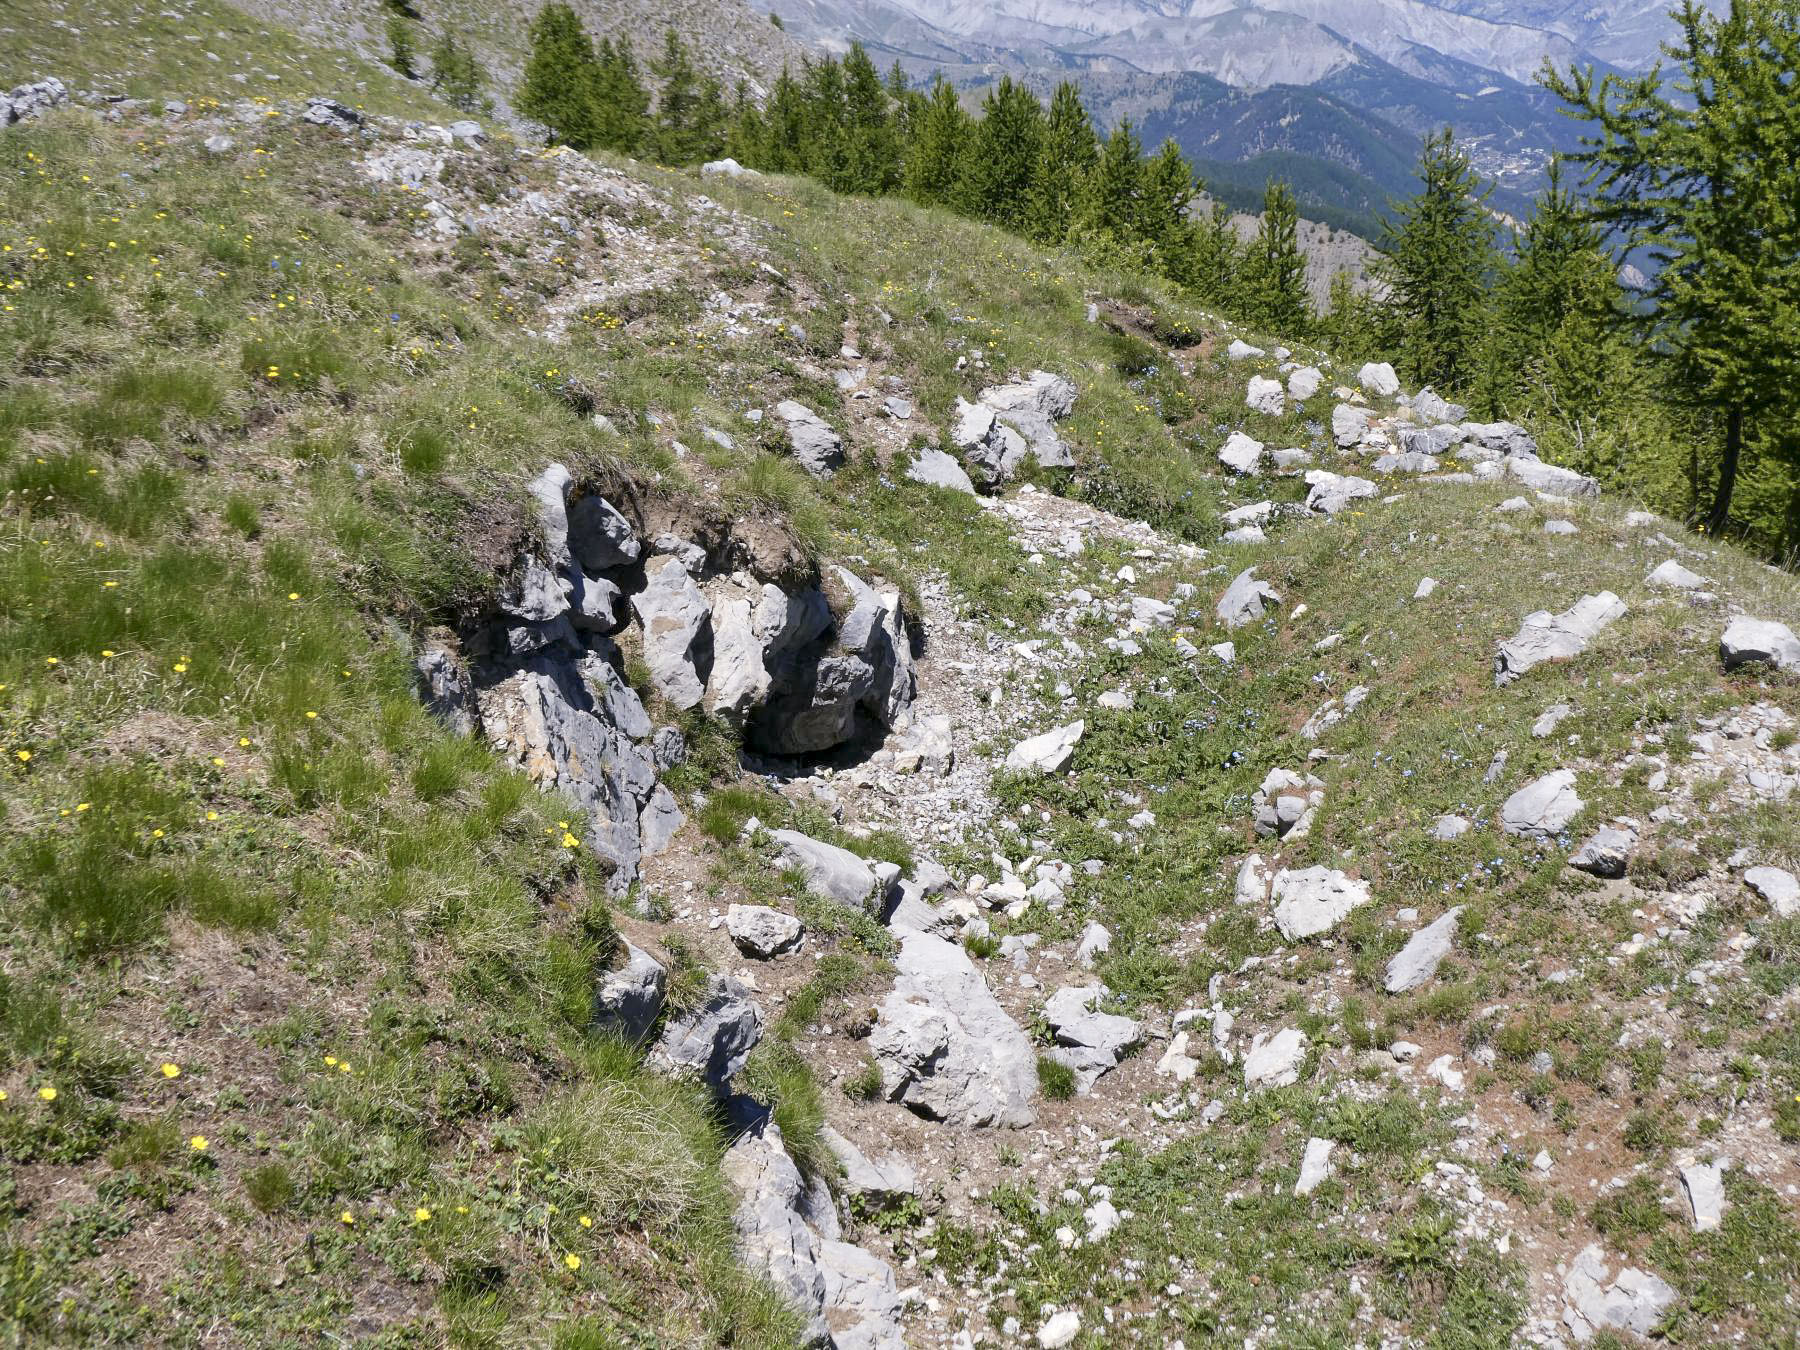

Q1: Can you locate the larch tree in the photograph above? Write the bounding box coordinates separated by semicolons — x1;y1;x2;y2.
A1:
1243;180;1310;333
1543;0;1800;535
517;4;602;149
1376;127;1498;393
1026;81;1097;244
964;77;1044;231
904;78;970;209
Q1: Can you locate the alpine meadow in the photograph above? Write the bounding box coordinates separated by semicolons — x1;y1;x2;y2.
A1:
2;0;1799;1346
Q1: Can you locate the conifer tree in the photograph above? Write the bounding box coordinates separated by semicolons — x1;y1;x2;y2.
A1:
886;61;921;149
518;4;602;149
1137;138;1197;264
963;77;1044;231
1082;119;1145;243
904;77;969;208
803;56;851;190
592;36;648;153
842;42;899;194
725;81;766;166
1481;160;1622;419
1243;180;1310;333
1375;128;1497;393
763;68;811;173
1177;201;1242;308
1316;271;1386;363
428;30;485;113
1544;0;1800;535
1026;81;1097;244
651;29;704;163
386;15;417;78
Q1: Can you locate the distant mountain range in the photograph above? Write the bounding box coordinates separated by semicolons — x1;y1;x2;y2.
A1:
757;0;1701;238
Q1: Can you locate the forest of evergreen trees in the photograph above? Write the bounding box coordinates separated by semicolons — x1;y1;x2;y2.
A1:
514;2;1800;559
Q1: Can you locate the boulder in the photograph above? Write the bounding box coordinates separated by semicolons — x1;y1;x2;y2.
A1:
980;369;1076;420
1075;921;1111;969
1218;431;1265;475
1570;824;1636;878
1042;984;1140;1093
595;940;667;1042
1500;769;1584;839
1272;866;1371;940
906;447;976;494
1494;592;1626;685
1385;907;1462;993
820;1125;917;1202
302;96;364;131
727;904;804;958
1373;450;1441;475
723;1118;905;1348
1678;1158;1726;1232
1246;376;1285;415
870;930;1038;1127
639;784;684;857
2;77;69;126
1304;469;1379;516
1005;721;1084;775
747;571;914;756
1720;616;1800;673
1227;339;1264;360
654;975;762;1089
1358;362;1400;397
774;400;845;477
1217;567;1281;629
1561;1244;1676;1343
478;654;660;889
1647;560;1707;590
701;157;758;177
1287;366;1324;401
771;829;885;914
1243;1027;1308;1088
1410;388;1467;423
1506;454;1598;496
631;558;713;709
415;644;478;736
893;713;954;775
1744;865;1800;917
1331;403;1371;447
705;590;772;721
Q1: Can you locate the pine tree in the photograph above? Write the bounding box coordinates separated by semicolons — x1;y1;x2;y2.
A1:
1176;201;1241;308
1316;270;1386;363
886;61;921;149
386;15;417;78
427;31;485;113
1376;127;1497;393
904;77;969;208
1242;181;1310;334
963;77;1044;231
802;56;850;190
841;42;899;194
692;76;728;162
1544;0;1800;536
517;4;602;149
1026;81;1096;244
592;37;648;153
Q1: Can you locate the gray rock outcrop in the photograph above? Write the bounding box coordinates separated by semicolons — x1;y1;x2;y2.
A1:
1500;770;1584;840
771;829;886;914
1720;616;1800;673
654;975;762;1089
595;940;667;1042
1217;567;1281;629
1385;908;1462;993
775;400;846;477
1494;592;1626;685
1272;866;1371;940
870;930;1038;1127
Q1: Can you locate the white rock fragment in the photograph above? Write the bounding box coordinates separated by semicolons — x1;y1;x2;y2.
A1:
1005;721;1085;775
1295;1137;1336;1196
1243;1027;1308;1088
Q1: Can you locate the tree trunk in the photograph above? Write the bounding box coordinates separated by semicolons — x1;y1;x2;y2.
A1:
1706;406;1743;536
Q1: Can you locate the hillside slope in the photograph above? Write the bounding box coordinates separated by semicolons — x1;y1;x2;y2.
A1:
4;25;1800;1350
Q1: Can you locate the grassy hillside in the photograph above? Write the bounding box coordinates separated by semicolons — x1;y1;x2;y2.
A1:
5;8;1800;1347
